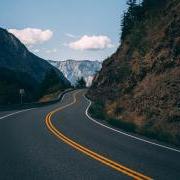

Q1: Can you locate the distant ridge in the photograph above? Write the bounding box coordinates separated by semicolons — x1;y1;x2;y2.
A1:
48;59;102;87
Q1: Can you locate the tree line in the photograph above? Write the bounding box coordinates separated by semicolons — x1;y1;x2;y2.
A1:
121;0;166;41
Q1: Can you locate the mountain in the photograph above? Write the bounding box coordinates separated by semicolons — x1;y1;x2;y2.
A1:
87;0;180;145
0;27;70;105
48;60;102;87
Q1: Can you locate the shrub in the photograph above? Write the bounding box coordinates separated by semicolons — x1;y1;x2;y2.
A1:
89;101;106;120
108;118;136;132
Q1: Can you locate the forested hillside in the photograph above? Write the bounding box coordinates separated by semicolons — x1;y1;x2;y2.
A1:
0;28;70;105
87;0;180;145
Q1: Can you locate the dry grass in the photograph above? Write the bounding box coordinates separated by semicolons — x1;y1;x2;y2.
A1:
39;90;62;103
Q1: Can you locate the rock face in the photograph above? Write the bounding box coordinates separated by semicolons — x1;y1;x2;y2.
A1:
0;28;70;105
48;59;102;87
87;0;180;145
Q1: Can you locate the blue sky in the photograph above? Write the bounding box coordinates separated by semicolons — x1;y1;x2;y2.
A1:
0;0;128;61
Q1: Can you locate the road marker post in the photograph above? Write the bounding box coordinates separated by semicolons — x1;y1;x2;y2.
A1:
19;89;25;104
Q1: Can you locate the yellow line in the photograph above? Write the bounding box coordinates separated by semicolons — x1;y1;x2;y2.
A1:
45;90;152;180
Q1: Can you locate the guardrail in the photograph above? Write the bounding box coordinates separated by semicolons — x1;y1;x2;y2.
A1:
0;88;73;111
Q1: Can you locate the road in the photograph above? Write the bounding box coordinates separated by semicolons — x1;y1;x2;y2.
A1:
0;90;180;180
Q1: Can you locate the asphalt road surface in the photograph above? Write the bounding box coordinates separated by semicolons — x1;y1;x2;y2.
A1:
0;90;180;180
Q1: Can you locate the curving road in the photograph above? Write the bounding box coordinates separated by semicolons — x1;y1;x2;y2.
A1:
0;90;180;180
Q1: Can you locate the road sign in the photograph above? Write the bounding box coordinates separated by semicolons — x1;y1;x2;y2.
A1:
19;89;25;104
20;89;25;95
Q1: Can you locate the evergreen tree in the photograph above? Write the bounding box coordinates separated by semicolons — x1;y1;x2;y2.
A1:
142;0;165;9
127;0;137;13
40;68;61;95
75;77;86;88
121;0;137;41
120;0;144;41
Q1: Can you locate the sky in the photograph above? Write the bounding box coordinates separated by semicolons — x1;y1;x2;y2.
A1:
0;0;128;61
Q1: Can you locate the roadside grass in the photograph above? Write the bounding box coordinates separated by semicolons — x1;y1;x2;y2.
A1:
89;101;106;120
88;101;180;147
89;101;136;132
39;90;62;103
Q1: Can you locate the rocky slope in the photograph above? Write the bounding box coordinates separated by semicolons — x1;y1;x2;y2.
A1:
48;59;102;87
0;28;70;105
87;0;180;145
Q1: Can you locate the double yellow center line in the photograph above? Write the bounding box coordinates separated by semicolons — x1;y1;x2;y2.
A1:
45;91;152;180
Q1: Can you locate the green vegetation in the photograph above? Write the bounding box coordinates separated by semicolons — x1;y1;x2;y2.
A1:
121;0;144;41
89;101;106;120
88;101;179;146
40;68;64;95
121;0;166;41
88;0;180;146
0;68;37;105
0;28;71;106
75;77;86;88
89;101;136;132
0;67;68;105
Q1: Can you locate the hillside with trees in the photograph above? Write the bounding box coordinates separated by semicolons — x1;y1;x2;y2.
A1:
0;28;71;105
87;0;180;146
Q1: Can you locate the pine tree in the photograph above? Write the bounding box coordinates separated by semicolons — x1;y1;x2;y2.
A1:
121;0;137;41
75;77;86;88
142;0;165;9
40;68;61;95
121;0;144;41
127;0;137;12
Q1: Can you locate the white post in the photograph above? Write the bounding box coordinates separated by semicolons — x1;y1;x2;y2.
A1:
19;89;25;104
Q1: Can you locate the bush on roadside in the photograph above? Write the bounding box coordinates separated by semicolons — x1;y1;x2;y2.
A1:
89;101;106;120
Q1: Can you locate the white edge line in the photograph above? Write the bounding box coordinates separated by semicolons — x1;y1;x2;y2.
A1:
84;95;180;153
0;108;36;120
0;90;70;120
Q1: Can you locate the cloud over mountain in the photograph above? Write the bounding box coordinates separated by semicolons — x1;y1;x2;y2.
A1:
8;28;53;45
69;35;113;51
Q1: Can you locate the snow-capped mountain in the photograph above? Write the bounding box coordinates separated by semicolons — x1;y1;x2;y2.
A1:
48;60;102;87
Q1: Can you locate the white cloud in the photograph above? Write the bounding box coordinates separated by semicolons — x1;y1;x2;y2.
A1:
69;35;113;51
8;28;53;45
65;33;77;38
45;48;57;53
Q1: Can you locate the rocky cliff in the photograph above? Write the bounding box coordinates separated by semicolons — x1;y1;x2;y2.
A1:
48;59;102;87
